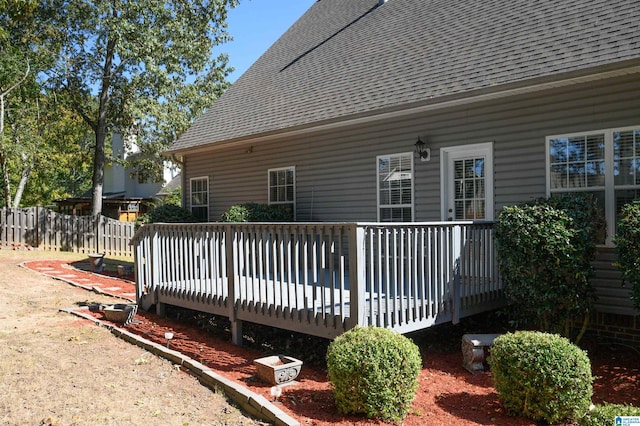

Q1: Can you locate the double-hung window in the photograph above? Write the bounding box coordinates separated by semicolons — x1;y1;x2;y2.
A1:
190;176;209;221
377;152;414;222
547;126;640;245
268;166;295;206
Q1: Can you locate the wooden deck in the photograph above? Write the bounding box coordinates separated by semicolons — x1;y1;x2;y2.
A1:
131;222;505;343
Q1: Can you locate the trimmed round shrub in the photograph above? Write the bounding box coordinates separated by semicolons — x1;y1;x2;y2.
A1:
326;326;421;423
489;331;593;424
580;403;640;426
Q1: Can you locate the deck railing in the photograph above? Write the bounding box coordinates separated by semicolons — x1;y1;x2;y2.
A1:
131;222;503;343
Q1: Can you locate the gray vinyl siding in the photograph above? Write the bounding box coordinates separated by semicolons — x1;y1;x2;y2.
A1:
184;73;640;223
183;73;640;315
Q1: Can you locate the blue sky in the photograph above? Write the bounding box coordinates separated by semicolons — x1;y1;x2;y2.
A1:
222;0;317;81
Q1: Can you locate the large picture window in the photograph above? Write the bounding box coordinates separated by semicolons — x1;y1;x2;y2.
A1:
190;177;209;221
377;152;414;222
268;167;295;205
547;126;640;245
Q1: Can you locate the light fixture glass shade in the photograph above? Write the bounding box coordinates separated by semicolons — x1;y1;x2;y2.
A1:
415;137;430;161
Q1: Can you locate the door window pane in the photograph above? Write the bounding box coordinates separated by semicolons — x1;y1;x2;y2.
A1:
453;157;486;220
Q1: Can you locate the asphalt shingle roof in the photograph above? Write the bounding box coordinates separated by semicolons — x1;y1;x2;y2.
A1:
169;0;640;153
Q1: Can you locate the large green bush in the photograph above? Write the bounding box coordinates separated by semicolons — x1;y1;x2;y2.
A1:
495;194;599;341
580;403;640;426
489;331;593;424
614;199;640;310
136;204;200;226
326;327;421;423
537;193;607;247
220;202;292;222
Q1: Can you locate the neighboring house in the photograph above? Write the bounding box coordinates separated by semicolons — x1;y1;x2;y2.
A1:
56;133;165;222
155;173;182;201
167;0;640;330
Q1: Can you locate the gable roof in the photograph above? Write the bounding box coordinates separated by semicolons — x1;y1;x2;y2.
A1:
169;0;640;154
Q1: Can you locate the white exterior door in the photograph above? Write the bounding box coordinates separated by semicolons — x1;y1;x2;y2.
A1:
441;142;494;221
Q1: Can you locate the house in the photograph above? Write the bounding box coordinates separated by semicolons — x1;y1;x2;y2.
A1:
159;0;640;340
56;133;174;221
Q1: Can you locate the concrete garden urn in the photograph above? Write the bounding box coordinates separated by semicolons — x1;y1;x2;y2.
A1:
254;355;303;385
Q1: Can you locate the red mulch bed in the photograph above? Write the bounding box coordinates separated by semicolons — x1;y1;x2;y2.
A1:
26;260;640;425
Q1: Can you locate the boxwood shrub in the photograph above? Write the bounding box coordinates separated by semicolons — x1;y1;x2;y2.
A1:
136;204;200;226
326;326;421;423
220;202;292;222
489;331;593;424
580;403;640;426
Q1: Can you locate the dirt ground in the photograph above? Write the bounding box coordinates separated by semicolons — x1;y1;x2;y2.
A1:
0;250;265;426
3;250;639;426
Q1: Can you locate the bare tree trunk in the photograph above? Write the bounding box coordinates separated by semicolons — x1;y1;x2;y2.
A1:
91;34;117;217
0;97;11;208
12;152;30;208
0;150;11;208
0;61;30;208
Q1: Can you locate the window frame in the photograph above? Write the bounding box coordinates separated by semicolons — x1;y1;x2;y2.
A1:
546;125;640;246
189;176;209;221
268;166;296;206
376;152;414;222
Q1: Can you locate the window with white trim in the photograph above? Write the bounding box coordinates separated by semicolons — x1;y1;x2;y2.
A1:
268;167;295;206
190;176;209;221
547;126;640;245
377;152;414;222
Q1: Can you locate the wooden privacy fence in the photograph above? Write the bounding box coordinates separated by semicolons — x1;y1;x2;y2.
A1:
132;221;504;343
0;207;135;258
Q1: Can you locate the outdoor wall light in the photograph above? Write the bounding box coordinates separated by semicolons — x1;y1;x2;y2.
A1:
415;137;431;162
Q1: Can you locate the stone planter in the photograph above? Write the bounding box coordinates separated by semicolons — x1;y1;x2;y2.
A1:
462;333;500;373
88;253;105;272
254;355;303;385
103;303;137;325
117;265;132;277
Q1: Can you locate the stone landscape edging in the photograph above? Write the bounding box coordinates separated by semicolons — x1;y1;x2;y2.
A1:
22;260;300;426
62;306;300;426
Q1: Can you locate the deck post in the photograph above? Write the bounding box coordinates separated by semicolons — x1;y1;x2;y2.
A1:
156;301;166;317
348;224;367;329
452;267;461;324
150;225;160;306
451;225;463;324
226;225;243;345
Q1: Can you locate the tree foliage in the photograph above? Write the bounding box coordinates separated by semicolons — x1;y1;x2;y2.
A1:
0;0;59;207
42;0;239;214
